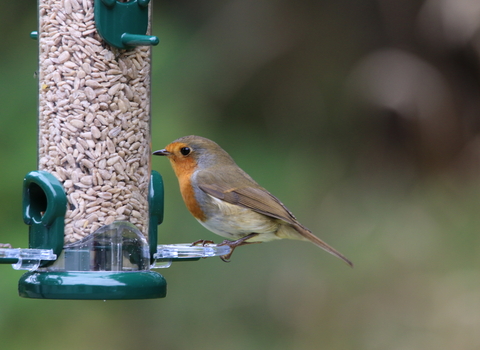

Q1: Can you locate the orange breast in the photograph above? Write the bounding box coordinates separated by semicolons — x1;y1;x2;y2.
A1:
170;156;207;221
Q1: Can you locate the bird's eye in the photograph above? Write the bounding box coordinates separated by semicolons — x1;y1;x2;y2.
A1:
180;147;191;156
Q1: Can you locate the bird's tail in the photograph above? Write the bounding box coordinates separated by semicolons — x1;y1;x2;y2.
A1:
293;224;353;267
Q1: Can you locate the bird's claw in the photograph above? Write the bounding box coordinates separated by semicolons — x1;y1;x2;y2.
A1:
190;239;235;261
219;254;232;263
218;240;236;262
192;234;261;262
217;233;261;263
191;239;215;247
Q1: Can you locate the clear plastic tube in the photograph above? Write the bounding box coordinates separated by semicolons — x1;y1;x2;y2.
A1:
37;0;152;245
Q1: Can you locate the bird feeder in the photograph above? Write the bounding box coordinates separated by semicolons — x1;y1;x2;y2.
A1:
0;0;230;300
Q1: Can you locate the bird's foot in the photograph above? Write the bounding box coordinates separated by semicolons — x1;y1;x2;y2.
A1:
217;233;261;262
191;239;215;247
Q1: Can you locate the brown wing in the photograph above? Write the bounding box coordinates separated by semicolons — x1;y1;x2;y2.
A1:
197;170;299;226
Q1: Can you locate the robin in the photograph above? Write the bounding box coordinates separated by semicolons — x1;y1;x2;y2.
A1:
153;135;352;266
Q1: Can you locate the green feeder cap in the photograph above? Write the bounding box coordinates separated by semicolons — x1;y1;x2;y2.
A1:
94;0;159;49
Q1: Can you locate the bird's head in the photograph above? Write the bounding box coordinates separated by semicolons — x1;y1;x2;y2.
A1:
153;135;235;174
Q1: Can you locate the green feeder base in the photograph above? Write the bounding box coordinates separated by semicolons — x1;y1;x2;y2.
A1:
18;271;166;300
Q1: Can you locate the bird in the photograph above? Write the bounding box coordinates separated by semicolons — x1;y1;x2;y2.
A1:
153;135;352;266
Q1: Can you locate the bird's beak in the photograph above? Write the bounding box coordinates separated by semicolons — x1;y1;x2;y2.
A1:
153;149;170;156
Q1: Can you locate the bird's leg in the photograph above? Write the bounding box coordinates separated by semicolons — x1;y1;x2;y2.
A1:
218;233;261;262
191;239;215;247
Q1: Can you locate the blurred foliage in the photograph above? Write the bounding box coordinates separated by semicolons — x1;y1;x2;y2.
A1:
2;0;480;349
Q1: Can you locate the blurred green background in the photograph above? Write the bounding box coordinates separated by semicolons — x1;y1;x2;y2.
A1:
2;0;480;349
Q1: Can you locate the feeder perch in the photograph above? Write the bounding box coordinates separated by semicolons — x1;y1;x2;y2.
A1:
0;0;230;300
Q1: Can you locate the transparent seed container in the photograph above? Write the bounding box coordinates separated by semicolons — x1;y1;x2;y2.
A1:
38;0;152;244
